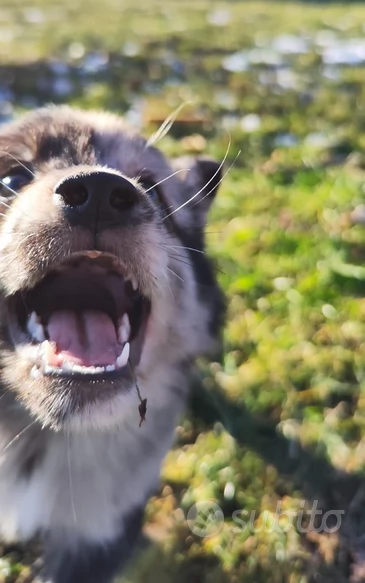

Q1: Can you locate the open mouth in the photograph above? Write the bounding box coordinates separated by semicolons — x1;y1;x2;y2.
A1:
8;251;151;380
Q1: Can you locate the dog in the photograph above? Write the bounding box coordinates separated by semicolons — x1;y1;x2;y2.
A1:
0;106;224;582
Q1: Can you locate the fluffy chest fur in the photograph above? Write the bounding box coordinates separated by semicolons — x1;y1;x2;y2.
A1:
0;367;185;545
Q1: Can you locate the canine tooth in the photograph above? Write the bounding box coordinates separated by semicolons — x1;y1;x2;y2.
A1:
106;364;115;372
27;312;46;342
122;313;131;337
118;313;131;344
26;320;35;337
44;365;56;375
27;312;40;336
30;311;40;323
43;341;61;367
117;323;126;344
33;323;46;343
116;342;130;369
131;277;138;291
30;366;41;379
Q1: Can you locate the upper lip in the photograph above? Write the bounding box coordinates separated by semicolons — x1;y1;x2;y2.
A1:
53;250;139;290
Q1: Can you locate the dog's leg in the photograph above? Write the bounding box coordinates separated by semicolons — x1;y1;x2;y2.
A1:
41;506;144;583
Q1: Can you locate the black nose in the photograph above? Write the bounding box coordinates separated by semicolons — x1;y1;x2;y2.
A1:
54;171;140;230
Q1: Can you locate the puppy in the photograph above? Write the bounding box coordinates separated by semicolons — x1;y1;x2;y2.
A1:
0;106;224;583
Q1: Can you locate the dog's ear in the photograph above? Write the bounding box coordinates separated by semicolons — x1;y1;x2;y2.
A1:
172;156;222;218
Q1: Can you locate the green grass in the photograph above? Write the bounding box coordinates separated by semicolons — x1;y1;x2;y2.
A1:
3;0;365;581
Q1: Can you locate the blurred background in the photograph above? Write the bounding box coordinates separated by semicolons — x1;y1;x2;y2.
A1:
2;0;365;581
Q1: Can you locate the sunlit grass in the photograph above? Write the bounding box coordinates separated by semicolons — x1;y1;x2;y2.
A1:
2;1;365;581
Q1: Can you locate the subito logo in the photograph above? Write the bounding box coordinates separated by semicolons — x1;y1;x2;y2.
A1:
187;501;224;537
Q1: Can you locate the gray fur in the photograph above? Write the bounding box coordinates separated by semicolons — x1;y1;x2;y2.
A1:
0;106;223;582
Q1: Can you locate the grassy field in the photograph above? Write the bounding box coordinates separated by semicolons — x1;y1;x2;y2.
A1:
2;0;365;581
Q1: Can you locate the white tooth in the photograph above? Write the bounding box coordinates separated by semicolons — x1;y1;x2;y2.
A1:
116;342;130;369
27;312;40;337
33;323;46;343
30;366;41;379
84;366;103;374
71;364;85;374
122;313;131;337
106;364;115;372
61;361;74;371
26;321;35;337
117;324;127;344
131;277;138;291
44;365;55;375
30;312;40;324
118;313;131;344
27;312;46;343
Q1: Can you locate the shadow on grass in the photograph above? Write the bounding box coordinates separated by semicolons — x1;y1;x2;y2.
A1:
124;536;304;583
121;376;363;583
181;380;365;583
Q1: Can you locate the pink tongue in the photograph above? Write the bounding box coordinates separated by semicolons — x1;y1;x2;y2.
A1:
47;310;121;367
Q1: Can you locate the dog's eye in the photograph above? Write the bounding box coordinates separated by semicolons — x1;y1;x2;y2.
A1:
0;168;33;197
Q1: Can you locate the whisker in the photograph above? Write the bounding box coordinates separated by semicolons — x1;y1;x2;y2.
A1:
0;151;36;178
158;242;193;263
146;101;191;148
160;242;225;275
0;421;37;456
165;248;225;276
162;136;232;221
164;228;224;235
166;266;184;283
166;274;175;300
164;253;194;269
0;180;18;199
0;388;14;404
12;232;40;256
0;181;40;222
161;244;205;255
67;431;78;525
190;149;241;209
144;168;189;193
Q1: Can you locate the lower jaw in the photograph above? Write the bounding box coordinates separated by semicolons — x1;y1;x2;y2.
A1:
22;361;138;430
62;387;140;432
0;348;143;433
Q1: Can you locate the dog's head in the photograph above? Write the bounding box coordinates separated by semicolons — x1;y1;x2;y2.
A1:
0;106;224;431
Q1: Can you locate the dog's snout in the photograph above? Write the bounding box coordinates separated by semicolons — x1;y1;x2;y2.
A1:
55;171;139;229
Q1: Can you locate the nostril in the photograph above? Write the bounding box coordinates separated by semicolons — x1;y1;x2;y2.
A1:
55;172;140;229
109;188;136;212
56;181;89;207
